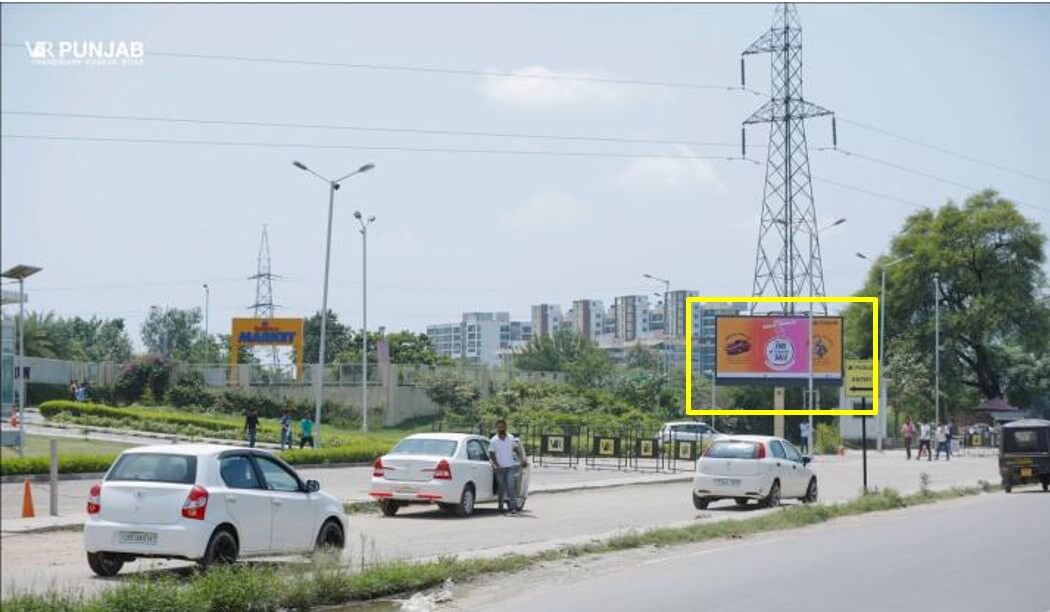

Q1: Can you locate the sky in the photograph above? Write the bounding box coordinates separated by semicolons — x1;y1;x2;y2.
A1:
2;3;1049;350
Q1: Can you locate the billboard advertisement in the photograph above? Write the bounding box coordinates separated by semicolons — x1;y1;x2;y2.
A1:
715;315;842;381
229;318;305;382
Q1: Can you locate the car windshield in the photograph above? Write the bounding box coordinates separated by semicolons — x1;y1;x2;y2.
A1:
705;442;760;459
390;438;459;456
1003;429;1047;453
106;453;197;484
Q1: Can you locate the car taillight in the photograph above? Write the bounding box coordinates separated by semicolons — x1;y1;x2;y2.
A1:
373;457;385;478
433;459;452;480
181;485;209;520
755;443;767;459
86;482;101;514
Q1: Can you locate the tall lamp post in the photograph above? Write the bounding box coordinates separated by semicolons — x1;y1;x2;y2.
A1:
806;218;846;452
202;284;210;338
856;251;913;450
293;160;375;444
354;211;376;433
2;264;43;457
642;273;671;330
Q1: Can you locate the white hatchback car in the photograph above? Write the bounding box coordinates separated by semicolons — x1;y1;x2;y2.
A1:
83;444;347;576
692;435;817;509
370;433;530;517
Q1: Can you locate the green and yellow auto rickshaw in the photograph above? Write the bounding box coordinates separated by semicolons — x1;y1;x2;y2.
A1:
999;418;1050;493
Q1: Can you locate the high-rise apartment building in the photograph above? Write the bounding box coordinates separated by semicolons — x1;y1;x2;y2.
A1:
614;295;650;342
570;299;604;340
530;304;562;338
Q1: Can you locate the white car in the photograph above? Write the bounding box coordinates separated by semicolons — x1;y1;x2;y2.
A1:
692;435;817;509
370;433;530;517
83;444;347;576
659;421;728;446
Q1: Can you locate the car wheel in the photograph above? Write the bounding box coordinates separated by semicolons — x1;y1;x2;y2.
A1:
378;499;401;517
803;478;818;504
200;528;238;568
315;519;345;551
734;497;749;506
87;551;124;577
762;480;781;508
692;492;710;510
455;484;475;518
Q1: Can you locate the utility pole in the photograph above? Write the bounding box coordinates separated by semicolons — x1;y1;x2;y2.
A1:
934;273;941;426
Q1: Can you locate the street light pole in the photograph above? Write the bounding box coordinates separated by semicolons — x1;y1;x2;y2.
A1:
806;218;846;452
934;272;941;426
293;160;375;445
202;284;210;338
354;211;376;432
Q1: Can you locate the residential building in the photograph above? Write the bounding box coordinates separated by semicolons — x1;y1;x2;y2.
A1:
531;304;562;338
614;295;650;342
427;312;533;366
665;289;701;339
570;299;604;340
425;322;463;360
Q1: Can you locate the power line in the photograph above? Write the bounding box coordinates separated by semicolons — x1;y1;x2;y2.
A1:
0;109;747;149
0;133;758;163
816;147;1050;214
837;117;1050;186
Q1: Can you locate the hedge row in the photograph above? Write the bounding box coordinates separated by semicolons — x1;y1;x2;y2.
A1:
1;443;391;477
39;401;279;435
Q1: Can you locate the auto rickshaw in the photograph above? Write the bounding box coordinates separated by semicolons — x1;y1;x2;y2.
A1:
998;418;1050;493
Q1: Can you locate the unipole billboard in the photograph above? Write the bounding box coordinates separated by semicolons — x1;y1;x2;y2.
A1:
229;318;305;382
714;315;843;382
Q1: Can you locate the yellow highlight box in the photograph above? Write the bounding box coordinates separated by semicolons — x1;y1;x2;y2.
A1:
685;296;878;416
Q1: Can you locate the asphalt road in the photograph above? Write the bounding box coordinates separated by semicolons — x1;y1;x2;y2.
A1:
1;452;999;597
454;490;1050;612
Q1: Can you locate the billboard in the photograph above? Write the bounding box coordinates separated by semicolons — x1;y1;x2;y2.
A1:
229;318;305;381
715;315;843;381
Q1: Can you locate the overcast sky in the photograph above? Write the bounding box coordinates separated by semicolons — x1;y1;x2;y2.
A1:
2;3;1048;349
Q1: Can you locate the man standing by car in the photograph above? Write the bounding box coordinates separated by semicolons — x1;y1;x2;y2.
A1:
244;409;259;448
488;419;527;515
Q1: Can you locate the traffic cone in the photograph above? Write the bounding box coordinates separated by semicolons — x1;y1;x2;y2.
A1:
21;477;35;518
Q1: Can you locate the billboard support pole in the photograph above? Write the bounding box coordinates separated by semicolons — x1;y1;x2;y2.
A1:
773;387;785;437
861;396;869;493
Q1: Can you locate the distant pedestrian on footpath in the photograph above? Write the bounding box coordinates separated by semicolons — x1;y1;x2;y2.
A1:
901;416;915;460
918;421;933;461
944;420;954;461
244;409;259;448
299;414;315;448
934;422;948;460
68;380;78;401
799;421;812;454
279;406;294;450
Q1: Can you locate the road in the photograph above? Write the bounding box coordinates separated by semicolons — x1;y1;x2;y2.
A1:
453;490;1050;612
0;451;999;598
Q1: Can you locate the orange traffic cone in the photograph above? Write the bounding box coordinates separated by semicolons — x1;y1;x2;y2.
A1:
21;477;35;518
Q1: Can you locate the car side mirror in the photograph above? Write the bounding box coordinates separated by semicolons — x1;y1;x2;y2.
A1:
306;479;321;493
801;456;812;465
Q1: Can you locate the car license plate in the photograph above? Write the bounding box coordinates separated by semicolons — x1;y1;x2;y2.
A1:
119;531;157;546
1020;468;1033;477
715;478;742;487
395;485;418;494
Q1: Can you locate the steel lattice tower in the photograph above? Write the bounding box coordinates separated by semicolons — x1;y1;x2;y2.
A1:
248;225;280;318
742;3;834;313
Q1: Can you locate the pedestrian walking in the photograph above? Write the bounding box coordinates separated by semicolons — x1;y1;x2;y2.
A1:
945;420;954;461
901;416;915;460
299;414;315;448
919;421;932;461
935;422;948;460
244;409;259;448
488;418;527;515
74;381;87;402
279;407;293;450
799;421;812;454
68;380;78;401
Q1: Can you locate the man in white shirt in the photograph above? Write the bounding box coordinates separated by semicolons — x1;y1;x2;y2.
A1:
799;421;811;454
919;422;932;461
488;419;527;515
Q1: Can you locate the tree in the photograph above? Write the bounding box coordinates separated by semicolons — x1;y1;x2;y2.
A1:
419;370;481;417
140;306;204;360
301;309;351;364
514;329;612;388
336;330;452;365
15;312;68;358
844;190;1049;404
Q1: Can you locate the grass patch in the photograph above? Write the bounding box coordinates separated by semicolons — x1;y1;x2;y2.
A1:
1;483;990;612
0;435;132;460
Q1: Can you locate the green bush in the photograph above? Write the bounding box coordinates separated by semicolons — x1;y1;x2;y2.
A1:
114;356;173;404
166;370;213;409
814;422;842;455
1;453;116;476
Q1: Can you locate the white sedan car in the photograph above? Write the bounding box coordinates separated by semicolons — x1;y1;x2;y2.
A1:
692;435;817;509
83;444;347;576
370;433;530;517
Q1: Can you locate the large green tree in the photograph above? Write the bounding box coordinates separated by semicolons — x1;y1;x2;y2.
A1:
140;306;205;360
7;312;133;362
514;329;612;388
336;330;452;365
845;190;1048;406
300;309;351;364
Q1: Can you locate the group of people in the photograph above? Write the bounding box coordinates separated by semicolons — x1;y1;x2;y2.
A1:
68;380;91;402
242;406;315;450
900;415;956;461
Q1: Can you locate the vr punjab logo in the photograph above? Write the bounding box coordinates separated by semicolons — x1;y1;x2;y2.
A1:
764;337;796;371
25;40;145;66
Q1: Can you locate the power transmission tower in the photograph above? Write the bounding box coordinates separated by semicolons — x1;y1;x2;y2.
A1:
741;3;835;313
248;225;280;318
